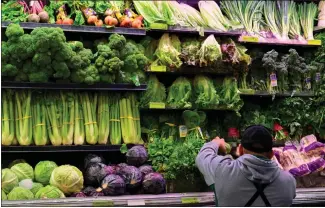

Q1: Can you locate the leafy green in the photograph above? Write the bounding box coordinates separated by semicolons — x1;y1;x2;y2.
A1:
166;77;192;109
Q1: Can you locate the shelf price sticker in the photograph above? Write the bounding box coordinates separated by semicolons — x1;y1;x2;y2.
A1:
127;199;145;206
307;40;321;45
150;23;168;30
179;125;188;138
181;197;200;204
149;102;165;109
150;65;167;72
305;77;311;90
241;36;259;42
270;73;277;87
92;200;114;207
315;73;321;83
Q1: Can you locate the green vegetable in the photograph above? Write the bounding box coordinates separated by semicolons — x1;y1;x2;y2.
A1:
289;2;304;41
50;165;84;195
219;77;243;113
1;169;19;194
30;183;44;196
10;163;34;181
285;49;306;92
1;90;15;145
153;33;182;70
119;94;137;144
19;179;33;190
180;37;200;66
7;187;34;200
1;1;28;22
140;75;166;108
262;50;279;94
199;1;229;31
179;3;206;28
2;189;7;200
110;95;122;145
35;185;65;199
80;92;98;145
74;92;85;145
166;77;192;109
133;1;166;25
97;92;110;144
34;161;58;185
45;92;62;146
197;35;222;67
193;75;220;108
61;92;75;145
298;2;318;40
32;92;48;146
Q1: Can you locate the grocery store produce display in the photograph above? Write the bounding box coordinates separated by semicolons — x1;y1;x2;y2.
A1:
1;0;325;206
1;147;166;201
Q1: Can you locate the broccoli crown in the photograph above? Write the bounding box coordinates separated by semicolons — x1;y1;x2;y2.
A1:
108;33;126;51
52;61;70;79
5;23;24;41
76;64;100;85
68;41;84;52
107;57;124;73
2;64;18;77
120;42;140;59
97;44;114;58
262;49;278;72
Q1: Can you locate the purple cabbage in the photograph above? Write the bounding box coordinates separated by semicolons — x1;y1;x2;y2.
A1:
71;192;87;197
101;174;126;196
104;165;117;175
84;163;108;187
82;186;105;197
84;154;105;169
142;173;166;194
117;166;143;189
139;165;153;177
126;146;148;167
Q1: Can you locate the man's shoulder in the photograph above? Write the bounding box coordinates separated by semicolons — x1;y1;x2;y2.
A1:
277;169;296;184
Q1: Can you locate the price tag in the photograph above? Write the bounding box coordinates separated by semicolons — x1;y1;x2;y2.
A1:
92;200;114;207
179;125;188;138
305;77;311;90
241;36;259;42
315;73;321;83
127;200;145;206
270;73;277;87
181;197;199;204
149;102;165;109
150;65;167;72
307;39;321;45
150;23;168;30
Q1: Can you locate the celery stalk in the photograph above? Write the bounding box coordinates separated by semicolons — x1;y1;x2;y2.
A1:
81;92;98;145
15;90;32;146
110;95;121;145
1;90;15;145
74;94;84;145
61;92;75;145
98;92;109;144
45;93;62;146
32;92;47;146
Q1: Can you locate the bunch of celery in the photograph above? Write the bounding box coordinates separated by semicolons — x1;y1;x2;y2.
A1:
80;92;98;145
140;75;166;108
61;92;75;145
32;92;47;146
74;92;85;145
166;77;193;109
197;35;222;67
129;93;142;143
15;90;33;146
110;95;121;145
299;2;318;40
97;92;110;145
193;75;220;108
45;92;62;146
153;33;182;69
2;90;15;146
119;93;138;144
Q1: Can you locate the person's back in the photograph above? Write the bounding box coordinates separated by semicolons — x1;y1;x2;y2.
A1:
196;125;296;207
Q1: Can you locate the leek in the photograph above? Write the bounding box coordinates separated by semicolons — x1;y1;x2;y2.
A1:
32;92;47;146
98;92;110;144
277;1;295;40
264;1;282;40
298;2;318;40
289;3;304;41
61;92;75;145
15;90;32;146
2;90;15;146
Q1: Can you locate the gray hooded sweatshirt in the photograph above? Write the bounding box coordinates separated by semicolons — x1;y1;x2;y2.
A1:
196;142;296;207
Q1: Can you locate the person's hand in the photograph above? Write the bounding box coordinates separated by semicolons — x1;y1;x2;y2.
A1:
212;137;226;154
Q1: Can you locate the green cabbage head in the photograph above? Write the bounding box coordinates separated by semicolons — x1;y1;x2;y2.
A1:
50;165;84;194
35;185;65;199
1;169;19;194
2;190;7;200
10;163;34;181
7;187;34;200
34;161;58;185
30;183;44;195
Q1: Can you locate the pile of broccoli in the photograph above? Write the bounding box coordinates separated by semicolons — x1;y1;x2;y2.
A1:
2;24;149;85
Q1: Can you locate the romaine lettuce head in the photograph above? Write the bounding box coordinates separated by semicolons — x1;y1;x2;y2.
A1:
10;163;34;181
1;168;19;193
7;187;34;200
2;190;7;200
35;185;65;199
50;165;83;194
34;161;58;185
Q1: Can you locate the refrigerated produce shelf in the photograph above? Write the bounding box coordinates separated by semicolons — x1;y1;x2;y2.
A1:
1;82;147;91
1;22;146;36
314;26;325;33
2;188;324;207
